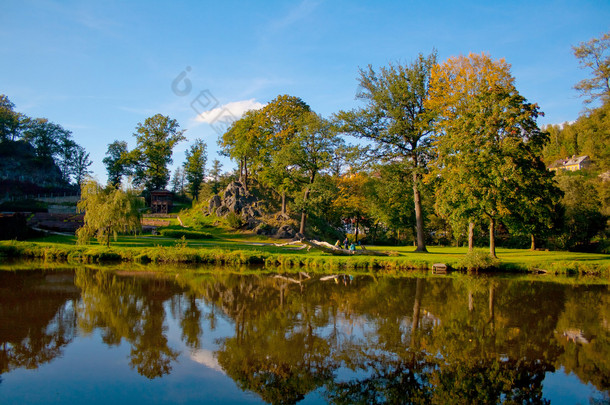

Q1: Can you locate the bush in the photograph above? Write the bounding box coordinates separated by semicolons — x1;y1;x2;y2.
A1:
458;250;499;271
226;212;243;229
158;229;213;239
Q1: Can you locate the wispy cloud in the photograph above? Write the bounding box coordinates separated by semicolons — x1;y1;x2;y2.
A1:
268;0;321;33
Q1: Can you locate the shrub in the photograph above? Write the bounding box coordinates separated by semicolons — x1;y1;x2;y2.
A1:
459;250;499;271
226;212;243;229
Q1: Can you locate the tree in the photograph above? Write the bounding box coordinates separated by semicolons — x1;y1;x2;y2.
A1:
77;179;144;247
103;140;129;187
72;145;93;187
426;53;557;258
335;52;437;252
126;114;186;192
287;113;340;234
22;118;72;161
170;166;186;195
183;139;207;200
209;159;223;194
573;31;610;104
0;95;22;142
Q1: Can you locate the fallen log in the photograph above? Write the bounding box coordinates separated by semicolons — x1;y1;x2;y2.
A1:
300;239;392;256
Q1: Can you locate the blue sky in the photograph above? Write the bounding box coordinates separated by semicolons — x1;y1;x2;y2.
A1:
1;0;609;183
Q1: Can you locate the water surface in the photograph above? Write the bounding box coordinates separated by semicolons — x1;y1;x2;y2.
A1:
0;268;608;404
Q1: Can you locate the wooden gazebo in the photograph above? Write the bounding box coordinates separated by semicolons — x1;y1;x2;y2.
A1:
150;190;173;214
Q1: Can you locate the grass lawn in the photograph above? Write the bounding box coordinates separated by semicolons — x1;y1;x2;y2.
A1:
1;206;608;275
2;232;608;276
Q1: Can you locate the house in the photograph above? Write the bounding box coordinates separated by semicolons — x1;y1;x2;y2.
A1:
150;190;173;214
549;155;591;172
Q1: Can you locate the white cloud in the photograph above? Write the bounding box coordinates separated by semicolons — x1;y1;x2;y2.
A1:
194;98;265;124
190;349;224;374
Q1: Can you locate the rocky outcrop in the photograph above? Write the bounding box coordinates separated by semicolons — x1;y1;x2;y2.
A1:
207;181;262;228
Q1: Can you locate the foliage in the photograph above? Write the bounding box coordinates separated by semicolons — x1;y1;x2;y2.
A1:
124;114;186;192
183;138;207;200
458;249;500;271
103;140;129;186
426;52;560;258
226;212;243;229
554;173;607;251
209;158;223;194
335;52;437;252
573;31;610;104
76;179;144;247
0;94;22;142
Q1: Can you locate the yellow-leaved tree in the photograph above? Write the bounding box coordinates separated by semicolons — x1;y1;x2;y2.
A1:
426;53;561;258
77;179;144;247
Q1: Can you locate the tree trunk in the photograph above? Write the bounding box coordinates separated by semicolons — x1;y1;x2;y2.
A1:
412;172;427;252
281;191;286;216
489;217;497;259
355;215;359;243
299;173;316;235
411;278;423;349
530;234;536;251
468;222;475;252
243;157;248;191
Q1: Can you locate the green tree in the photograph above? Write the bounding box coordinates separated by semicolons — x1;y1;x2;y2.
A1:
183;139;207;201
426;53;555;258
72;145;92;187
77;179;144;247
22;118;71;162
573;31;610;104
103;140;129;187
286;113;340;234
126;114;186;192
0;95;22;142
170;166;185;195
209;159;223;194
335;52;437;252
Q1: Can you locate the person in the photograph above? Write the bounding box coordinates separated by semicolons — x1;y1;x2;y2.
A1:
343;237;349;250
349;242;356;251
334;240;341;248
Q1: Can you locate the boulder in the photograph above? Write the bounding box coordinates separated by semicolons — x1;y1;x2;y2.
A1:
208;195;221;213
275;225;296;239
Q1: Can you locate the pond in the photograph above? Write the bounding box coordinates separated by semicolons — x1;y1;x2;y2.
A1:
0;268;608;404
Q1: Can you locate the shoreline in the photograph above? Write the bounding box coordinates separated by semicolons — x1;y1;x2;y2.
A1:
1;239;609;276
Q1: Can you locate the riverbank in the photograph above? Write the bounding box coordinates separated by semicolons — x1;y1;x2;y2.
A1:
1;236;609;275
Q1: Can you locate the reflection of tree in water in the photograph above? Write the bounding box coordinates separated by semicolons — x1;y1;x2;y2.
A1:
0;271;78;376
75;270;181;379
554;285;610;394
187;273;592;404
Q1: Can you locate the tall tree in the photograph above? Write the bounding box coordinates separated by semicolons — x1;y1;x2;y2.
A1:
183;139;207;200
287;113;340;234
22;118;72;161
209;159;223;194
126;114;186;192
103;140;129;187
426;53;558;258
72;145;93;187
0;95;22;142
170;166;186;195
573;31;610;104
335;52;437;252
77;180;144;247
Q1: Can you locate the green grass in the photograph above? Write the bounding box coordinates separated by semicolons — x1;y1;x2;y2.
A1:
1;233;609;276
1;203;608;275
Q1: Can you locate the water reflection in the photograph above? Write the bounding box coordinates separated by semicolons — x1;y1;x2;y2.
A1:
0;269;608;404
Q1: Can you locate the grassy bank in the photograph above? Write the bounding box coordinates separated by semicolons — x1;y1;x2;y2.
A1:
1;234;609;275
